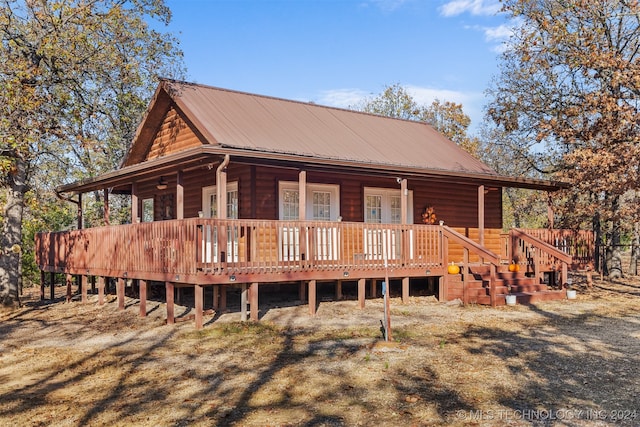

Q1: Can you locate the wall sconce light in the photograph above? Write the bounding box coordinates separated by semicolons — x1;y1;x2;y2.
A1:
425;269;431;275
229;275;237;282
343;271;349;277
156;176;168;190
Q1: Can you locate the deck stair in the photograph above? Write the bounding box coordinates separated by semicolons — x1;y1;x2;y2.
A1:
447;265;566;305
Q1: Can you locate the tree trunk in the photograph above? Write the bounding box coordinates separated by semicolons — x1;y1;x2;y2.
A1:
0;157;27;307
605;197;623;279
631;223;640;276
593;213;602;273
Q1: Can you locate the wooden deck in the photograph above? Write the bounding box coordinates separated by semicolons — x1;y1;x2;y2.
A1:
35;220;594;328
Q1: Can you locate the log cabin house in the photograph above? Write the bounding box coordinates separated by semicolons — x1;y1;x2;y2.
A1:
35;79;594;329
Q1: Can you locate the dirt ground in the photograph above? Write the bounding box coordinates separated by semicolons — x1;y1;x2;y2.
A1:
1;275;639;427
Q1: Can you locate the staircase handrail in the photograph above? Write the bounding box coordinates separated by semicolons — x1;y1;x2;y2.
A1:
442;225;499;306
441;225;500;265
511;228;573;265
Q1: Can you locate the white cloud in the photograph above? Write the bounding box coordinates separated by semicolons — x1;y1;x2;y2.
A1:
316;88;371;109
439;0;501;17
484;23;512;42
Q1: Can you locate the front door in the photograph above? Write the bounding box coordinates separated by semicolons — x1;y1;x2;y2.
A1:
202;182;238;263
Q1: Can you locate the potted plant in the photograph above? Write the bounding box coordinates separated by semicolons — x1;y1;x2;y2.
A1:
505;284;517;305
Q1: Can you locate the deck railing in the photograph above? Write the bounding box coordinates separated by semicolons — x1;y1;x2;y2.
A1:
35;219;444;284
501;228;594;270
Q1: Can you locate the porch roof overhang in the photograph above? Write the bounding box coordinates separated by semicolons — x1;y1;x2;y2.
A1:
56;145;569;195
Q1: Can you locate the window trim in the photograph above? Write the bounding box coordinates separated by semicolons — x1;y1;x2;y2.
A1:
278;181;340;221
363;187;414;224
202;181;239;219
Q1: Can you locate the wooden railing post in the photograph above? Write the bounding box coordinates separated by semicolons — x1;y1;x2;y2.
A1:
489;264;496;307
463;248;469;306
441;232;449;301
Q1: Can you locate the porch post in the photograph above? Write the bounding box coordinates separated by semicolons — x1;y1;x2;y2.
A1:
335;280;342;300
400;178;408;224
250;282;259;321
165;282;175;325
358;278;365;309
478;185;485;247
139;280;148;317
117;277;125;310
103;188;110;226
308;280;316;316
98;277;105;305
298;170;307;220
217;158;228;219
195;284;203;329
370;279;377;298
176;170;184;220
402;277;409;304
131;182;139;223
299;170;307;261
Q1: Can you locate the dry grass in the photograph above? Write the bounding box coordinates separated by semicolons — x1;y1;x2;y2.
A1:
1;275;639;426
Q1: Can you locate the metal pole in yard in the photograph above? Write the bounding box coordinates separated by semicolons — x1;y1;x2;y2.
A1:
383;230;392;341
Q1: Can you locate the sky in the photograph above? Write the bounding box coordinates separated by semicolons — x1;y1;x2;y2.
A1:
163;0;511;133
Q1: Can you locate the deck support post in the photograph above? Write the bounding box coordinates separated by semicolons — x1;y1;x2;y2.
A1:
50;272;55;300
98;277;105;305
370;279;378;298
195;284;203;329
117;278;125;310
212;285;219;309
250;282;259;321
139;280;148;317
299;281;306;302
240;284;248;322
402;277;409;304
335;280;342;300
219;286;227;311
308;280;317;316
166;282;175;325
40;271;45;301
81;275;88;303
65;274;73;302
438;276;445;302
358;278;365;309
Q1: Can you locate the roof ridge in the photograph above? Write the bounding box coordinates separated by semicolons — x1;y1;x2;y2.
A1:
159;77;439;128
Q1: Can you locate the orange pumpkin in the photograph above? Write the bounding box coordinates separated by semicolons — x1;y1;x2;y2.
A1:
508;263;520;272
447;263;460;274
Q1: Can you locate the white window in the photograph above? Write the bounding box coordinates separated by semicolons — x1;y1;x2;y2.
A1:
202;182;238;219
201;182;239;263
363;187;414;260
363;187;413;224
278;181;340;221
278;181;340;261
142;198;154;222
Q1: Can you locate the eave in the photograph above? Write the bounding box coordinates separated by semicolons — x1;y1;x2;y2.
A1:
57;145;569;195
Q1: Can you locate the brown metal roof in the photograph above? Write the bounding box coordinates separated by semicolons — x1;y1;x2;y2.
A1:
60;80;567;194
163;80;497;176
